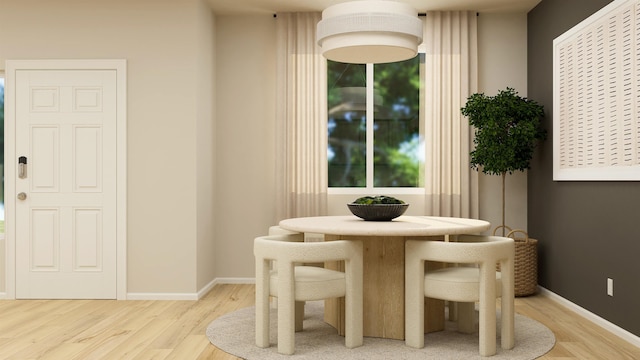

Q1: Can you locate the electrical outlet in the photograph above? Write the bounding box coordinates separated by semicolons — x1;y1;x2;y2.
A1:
607;278;614;297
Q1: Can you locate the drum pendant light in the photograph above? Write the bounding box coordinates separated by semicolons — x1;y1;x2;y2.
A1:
317;0;423;64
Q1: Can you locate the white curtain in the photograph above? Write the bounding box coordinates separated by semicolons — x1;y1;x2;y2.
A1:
275;13;328;220
423;11;479;218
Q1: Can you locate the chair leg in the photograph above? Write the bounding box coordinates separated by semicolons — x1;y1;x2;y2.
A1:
478;265;497;357
277;297;296;355
501;296;515;350
277;267;296;355
255;260;270;348
295;301;304;332
457;302;475;334
255;295;271;348
501;259;515;350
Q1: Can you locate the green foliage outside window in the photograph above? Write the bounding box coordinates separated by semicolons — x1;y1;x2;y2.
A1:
327;56;422;188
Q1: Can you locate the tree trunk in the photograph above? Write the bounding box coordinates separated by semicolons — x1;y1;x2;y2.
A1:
502;172;506;236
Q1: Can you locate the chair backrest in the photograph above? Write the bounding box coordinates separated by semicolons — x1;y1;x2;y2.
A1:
406;235;514;266
268;225;300;236
254;234;361;264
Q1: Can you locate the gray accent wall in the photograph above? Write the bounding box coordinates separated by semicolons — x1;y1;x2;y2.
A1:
528;0;640;336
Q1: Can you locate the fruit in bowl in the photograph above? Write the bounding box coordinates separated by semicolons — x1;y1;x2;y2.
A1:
352;195;405;205
347;196;409;221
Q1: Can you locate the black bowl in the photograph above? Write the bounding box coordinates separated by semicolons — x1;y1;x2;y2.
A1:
347;203;409;221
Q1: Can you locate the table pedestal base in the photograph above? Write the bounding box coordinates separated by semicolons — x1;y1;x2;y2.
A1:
323;235;445;340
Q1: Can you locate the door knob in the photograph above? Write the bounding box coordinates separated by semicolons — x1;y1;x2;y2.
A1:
17;192;27;200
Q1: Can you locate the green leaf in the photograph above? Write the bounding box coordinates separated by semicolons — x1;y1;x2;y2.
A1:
461;87;546;175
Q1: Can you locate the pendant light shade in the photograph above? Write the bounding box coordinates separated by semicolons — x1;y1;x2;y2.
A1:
317;1;423;64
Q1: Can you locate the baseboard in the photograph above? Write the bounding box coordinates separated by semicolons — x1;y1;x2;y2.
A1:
213;277;256;285
197;278;218;299
539;286;640;348
125;278;255;301
0;292;6;299
126;292;199;301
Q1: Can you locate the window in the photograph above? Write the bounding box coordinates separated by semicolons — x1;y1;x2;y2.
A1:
327;56;424;193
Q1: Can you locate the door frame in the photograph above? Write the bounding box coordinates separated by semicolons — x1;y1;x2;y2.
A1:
4;59;127;299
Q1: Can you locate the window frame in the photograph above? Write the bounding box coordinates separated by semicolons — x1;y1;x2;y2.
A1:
0;72;5;236
328;59;425;195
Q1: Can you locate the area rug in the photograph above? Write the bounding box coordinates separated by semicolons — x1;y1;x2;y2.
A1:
206;301;555;359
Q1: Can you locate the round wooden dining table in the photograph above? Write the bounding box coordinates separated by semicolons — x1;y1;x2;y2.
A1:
279;215;491;340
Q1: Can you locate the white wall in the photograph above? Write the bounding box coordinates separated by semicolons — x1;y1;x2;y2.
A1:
477;12;529;234
214;15;277;279
213;12;530;278
196;2;217;291
0;0;216;296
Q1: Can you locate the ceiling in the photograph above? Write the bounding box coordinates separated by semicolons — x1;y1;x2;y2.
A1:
209;0;542;15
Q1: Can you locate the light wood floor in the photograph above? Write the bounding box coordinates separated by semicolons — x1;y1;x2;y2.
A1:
0;284;638;359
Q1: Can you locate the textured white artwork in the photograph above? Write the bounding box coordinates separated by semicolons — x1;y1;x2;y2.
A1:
553;0;640;180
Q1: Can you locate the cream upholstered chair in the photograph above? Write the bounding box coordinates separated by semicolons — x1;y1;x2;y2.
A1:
266;225;326;321
266;225;304;329
405;235;515;357
269;225;325;242
268;225;299;236
254;234;363;355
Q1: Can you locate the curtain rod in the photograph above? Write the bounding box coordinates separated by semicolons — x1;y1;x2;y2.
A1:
274;12;479;18
419;13;479;16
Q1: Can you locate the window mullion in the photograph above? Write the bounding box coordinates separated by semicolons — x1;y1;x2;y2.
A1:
366;63;374;189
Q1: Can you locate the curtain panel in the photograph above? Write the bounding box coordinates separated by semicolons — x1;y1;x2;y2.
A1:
423;11;479;218
275;12;328;220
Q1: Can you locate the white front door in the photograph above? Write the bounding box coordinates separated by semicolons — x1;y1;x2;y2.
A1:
14;69;118;299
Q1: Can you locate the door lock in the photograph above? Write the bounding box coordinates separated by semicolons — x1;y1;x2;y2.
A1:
17;192;27;201
18;156;28;179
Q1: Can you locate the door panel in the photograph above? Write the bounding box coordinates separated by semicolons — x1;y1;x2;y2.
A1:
74;126;102;191
15;70;117;299
31;126;59;191
31;209;59;270
73;208;102;270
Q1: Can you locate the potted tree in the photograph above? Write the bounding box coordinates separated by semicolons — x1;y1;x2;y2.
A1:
461;88;545;297
460;87;546;235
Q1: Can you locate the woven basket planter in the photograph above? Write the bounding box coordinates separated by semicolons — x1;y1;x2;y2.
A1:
494;226;538;297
